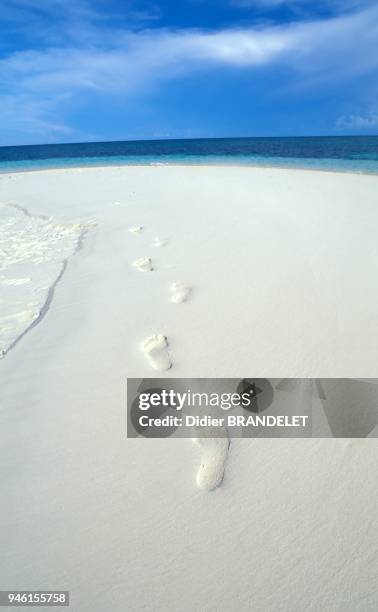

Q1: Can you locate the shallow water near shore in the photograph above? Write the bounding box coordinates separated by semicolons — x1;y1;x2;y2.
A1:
1;135;378;174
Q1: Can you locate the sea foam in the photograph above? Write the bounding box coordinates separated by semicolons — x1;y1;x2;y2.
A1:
0;203;90;357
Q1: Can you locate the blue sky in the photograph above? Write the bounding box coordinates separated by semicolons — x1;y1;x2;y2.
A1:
0;0;377;145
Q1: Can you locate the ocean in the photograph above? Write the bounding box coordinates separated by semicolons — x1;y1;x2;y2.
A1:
0;136;377;173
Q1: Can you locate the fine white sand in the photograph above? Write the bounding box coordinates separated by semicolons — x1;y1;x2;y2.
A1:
1;165;378;611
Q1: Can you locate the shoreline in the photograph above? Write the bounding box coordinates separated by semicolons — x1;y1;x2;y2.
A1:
1;160;378;178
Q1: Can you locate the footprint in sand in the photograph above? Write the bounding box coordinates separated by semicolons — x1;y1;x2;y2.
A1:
129;226;143;233
170;282;192;303
153;237;168;247
192;430;230;491
133;257;153;272
141;334;172;371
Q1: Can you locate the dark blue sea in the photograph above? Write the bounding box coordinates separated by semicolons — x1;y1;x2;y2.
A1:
0;136;378;173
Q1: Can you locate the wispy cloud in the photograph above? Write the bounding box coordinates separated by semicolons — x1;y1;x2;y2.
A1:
0;93;74;141
2;6;377;87
231;0;373;10
0;0;159;50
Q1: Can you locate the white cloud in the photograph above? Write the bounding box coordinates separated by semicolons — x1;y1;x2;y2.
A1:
336;113;378;130
1;6;377;90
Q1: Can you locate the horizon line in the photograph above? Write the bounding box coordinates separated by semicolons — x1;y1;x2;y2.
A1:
1;133;378;149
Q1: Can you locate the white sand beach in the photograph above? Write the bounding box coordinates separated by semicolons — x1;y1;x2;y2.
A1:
1;165;378;610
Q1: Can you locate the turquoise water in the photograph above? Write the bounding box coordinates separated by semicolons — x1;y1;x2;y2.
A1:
0;136;377;173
